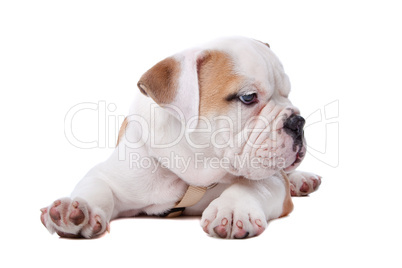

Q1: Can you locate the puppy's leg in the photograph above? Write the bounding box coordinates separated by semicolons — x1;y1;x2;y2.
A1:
201;173;292;239
40;175;115;238
287;170;322;196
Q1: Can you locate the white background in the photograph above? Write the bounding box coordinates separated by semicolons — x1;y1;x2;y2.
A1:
1;0;401;267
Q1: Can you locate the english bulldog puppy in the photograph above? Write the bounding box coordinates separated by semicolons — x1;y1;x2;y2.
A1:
40;37;321;239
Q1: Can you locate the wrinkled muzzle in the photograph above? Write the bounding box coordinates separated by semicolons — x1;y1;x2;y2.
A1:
225;107;306;180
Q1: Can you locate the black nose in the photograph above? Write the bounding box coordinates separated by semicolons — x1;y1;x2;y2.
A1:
284;114;305;138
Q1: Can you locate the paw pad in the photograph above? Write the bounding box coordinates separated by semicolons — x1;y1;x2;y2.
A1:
40;198;107;239
201;199;267;239
69;202;85;225
49;200;62;226
288;171;322;196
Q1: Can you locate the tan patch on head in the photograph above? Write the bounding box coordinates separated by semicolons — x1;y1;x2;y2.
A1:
116;117;128;147
198;50;244;116
137;57;180;105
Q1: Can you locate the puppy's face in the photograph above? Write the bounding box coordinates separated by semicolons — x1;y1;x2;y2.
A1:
138;37;306;180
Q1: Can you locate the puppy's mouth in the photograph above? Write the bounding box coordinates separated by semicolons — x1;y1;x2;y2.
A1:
284;145;305;172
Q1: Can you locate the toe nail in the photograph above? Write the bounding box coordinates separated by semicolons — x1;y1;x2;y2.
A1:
92;216;103;234
290;184;297;196
236;220;243;229
40;213;46;227
72;201;79;208
255;219;262;227
312;178;319;190
221;218;228;226
54;200;61;206
203;220;210;233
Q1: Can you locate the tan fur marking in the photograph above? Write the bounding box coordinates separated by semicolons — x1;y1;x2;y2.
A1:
137;57;180;105
279;170;294;218
116;117;128;147
198;50;243;116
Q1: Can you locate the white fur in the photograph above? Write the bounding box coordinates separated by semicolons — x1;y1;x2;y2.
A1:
41;37;320;239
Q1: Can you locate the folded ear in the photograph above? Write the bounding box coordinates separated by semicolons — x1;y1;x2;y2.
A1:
137;49;205;129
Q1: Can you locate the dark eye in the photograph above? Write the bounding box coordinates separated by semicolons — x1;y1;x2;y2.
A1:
239;93;257;105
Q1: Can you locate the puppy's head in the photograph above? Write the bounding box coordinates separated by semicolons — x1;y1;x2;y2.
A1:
138;37;306;179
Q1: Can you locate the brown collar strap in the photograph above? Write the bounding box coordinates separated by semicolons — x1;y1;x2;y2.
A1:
280;169;289;181
164;170;288;218
164;183;217;218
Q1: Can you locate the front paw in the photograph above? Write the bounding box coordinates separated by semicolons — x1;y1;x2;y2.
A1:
288;171;322;196
40;197;109;238
201;197;267;239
